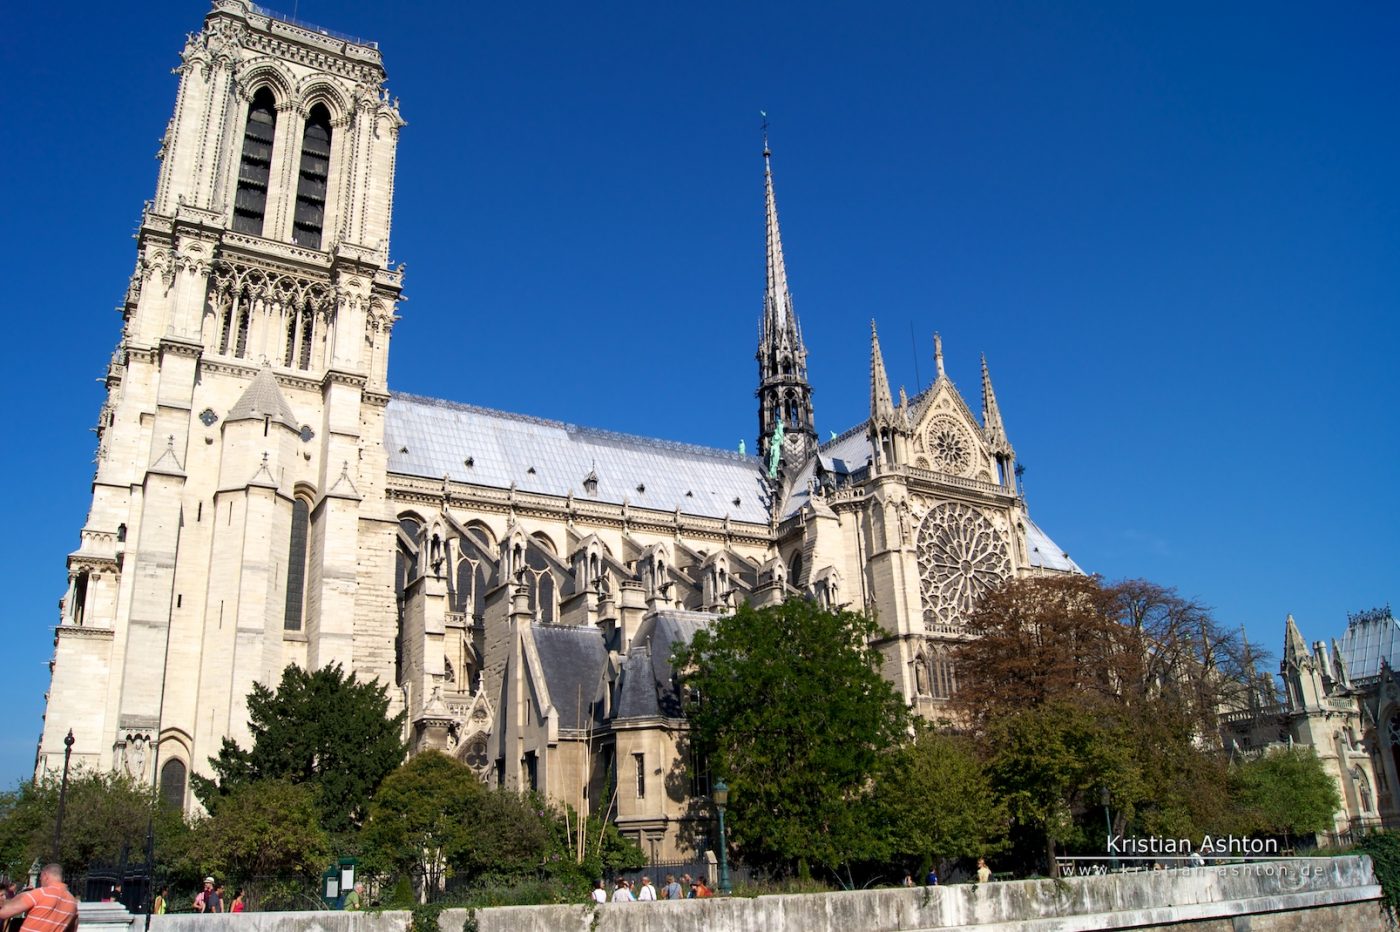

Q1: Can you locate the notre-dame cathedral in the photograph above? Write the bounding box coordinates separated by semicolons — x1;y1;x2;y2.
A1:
39;0;1093;859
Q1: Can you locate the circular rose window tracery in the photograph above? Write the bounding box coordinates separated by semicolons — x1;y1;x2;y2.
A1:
925;417;973;476
917;502;1010;630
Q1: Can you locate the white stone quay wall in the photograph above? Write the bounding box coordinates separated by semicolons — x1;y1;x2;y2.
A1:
150;912;411;932
442;855;1383;932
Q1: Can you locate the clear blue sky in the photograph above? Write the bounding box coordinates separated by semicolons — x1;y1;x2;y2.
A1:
1;1;1395;785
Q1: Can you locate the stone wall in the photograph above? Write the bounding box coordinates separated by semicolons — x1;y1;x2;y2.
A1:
439;856;1385;932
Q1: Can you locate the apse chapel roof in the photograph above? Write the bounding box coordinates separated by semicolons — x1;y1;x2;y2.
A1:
385;393;769;523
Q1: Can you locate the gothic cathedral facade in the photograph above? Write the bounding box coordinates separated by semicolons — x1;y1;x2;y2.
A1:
40;1;1083;858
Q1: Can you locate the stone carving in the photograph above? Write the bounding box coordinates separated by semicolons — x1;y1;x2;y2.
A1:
917;502;1010;630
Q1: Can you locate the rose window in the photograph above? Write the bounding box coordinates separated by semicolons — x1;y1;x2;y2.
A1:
917;503;1010;630
925;417;973;475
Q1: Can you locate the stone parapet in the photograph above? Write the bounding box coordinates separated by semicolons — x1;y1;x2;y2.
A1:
440;855;1383;932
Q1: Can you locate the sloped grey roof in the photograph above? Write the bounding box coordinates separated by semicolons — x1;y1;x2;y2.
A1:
227;367;301;430
781;425;874;518
386;393;769;522
617;611;716;720
531;624;608;729
1025;518;1082;573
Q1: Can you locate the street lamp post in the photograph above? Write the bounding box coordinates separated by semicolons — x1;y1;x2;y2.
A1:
712;779;732;895
52;730;75;860
1100;786;1117;872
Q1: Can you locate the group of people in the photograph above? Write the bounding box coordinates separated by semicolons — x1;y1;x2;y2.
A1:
189;877;246;913
906;857;995;887
590;873;714;903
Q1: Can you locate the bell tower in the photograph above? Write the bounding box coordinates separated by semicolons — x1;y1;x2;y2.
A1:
38;0;405;811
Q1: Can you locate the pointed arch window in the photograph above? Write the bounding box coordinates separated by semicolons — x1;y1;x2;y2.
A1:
232;88;278;235
292;105;332;249
283;496;311;630
159;758;187;811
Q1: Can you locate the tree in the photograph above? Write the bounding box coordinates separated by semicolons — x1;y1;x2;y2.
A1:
192;664;407;834
1230;747;1341;840
673;600;908;879
362;752;571;898
185;779;331;910
0;770;186;882
986;702;1141;878
955;575;1249;870
361;752;487;895
873;726;1006;870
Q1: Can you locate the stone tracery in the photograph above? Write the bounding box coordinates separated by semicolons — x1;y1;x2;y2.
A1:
916;501;1010;630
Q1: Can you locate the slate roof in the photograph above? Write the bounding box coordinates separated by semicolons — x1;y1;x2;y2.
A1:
531;624;608;729
1024;517;1081;573
227;367;300;430
616;611;715;720
385;393;770;523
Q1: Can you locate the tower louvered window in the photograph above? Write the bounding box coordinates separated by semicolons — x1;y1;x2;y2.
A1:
232;88;277;235
292;105;332;249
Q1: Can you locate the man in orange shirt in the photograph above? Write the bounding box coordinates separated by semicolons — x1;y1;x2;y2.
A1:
0;865;78;932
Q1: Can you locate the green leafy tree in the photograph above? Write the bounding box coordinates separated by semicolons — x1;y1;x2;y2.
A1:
986;702;1140;877
673;600;908;879
192;664;407;834
1229;747;1341;841
362;752;570;898
184;779;330;910
0;770;187;881
873;727;1006;869
361;752;483;894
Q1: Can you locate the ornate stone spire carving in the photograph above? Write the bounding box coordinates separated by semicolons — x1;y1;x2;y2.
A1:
980;353;1014;459
870;321;895;422
755;134;817;473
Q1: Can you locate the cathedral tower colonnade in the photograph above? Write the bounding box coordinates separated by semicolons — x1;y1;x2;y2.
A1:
40;0;405;811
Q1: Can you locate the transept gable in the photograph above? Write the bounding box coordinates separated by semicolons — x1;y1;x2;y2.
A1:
907;379;999;485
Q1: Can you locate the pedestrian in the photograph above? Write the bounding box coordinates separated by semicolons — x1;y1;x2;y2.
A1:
610;879;634;903
681;874;695;899
194;878;215;913
636;876;656;901
976;858;992;884
901;872;914;887
209;883;226;914
925;865;939;886
590;879;607;904
692;878;713;898
153;886;169;916
662;874;681;900
230;889;246;913
0;864;77;932
343;883;364;911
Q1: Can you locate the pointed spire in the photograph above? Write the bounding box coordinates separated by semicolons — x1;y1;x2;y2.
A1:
754;125;817;472
981;353;1013;455
870;321;895;421
1284;614;1309;664
762;141;799;347
934;332;946;380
